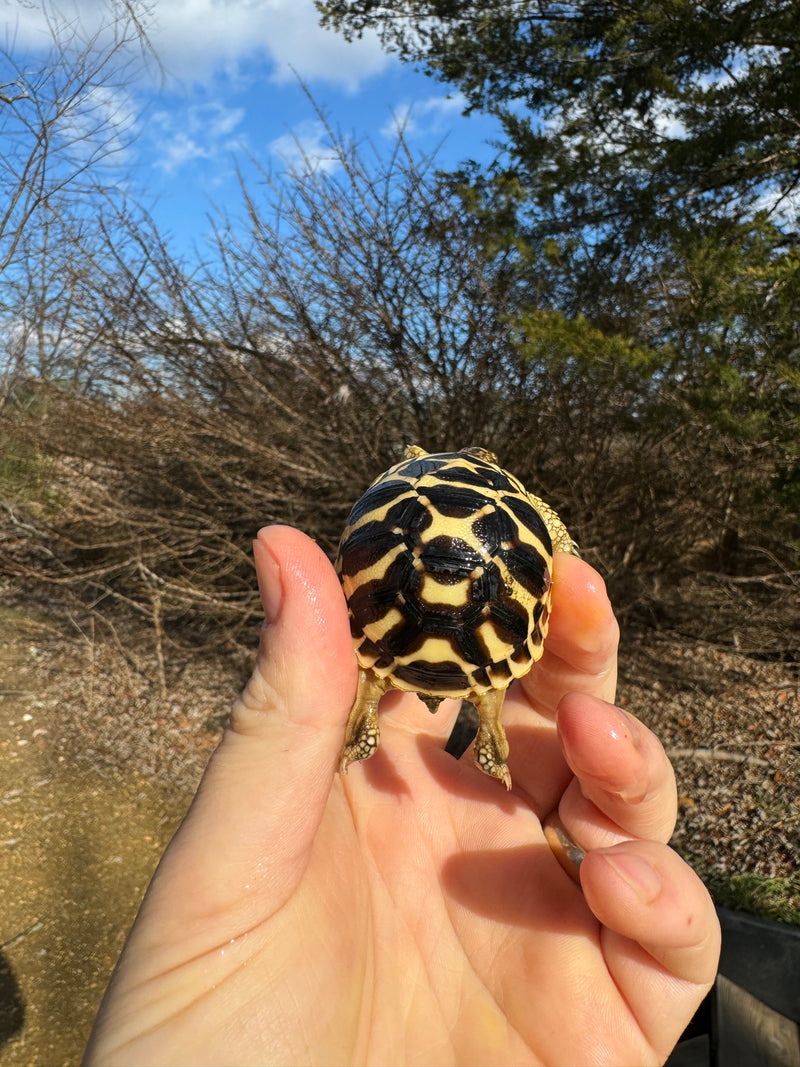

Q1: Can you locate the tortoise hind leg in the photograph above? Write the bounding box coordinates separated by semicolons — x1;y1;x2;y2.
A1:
339;669;387;774
471;688;512;790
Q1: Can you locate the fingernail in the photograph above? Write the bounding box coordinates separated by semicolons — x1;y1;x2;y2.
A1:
596;849;661;903
253;533;282;624
559;700;644;799
608;703;641;745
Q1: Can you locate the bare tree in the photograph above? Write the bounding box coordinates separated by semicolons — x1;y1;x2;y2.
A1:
0;0;152;395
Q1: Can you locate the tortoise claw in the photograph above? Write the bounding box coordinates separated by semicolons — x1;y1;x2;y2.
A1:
474;750;512;790
338;738;376;774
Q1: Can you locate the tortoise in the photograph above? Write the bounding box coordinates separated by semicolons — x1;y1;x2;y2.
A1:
334;445;576;789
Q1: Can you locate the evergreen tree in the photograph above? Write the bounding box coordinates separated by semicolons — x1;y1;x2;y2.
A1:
319;0;800;530
318;1;800;244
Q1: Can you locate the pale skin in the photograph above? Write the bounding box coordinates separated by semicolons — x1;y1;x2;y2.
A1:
84;524;720;1067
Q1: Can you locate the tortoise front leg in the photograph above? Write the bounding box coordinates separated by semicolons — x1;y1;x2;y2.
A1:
471;687;512;790
338;669;387;774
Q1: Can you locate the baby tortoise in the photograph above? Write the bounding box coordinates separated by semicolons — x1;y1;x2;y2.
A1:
334;446;576;789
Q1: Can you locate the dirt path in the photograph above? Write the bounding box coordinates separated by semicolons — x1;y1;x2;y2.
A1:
0;611;207;1066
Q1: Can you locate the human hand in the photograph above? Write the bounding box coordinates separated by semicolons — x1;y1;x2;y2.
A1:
84;525;720;1067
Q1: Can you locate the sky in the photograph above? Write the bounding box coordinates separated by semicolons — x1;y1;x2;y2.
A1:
6;0;504;256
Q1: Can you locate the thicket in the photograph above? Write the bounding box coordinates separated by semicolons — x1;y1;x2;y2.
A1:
1;2;798;660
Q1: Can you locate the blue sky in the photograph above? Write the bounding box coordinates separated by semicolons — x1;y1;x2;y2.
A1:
9;0;505;256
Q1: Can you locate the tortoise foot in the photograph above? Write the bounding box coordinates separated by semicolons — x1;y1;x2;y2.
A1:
338;669;385;774
338;729;379;773
472;689;512;790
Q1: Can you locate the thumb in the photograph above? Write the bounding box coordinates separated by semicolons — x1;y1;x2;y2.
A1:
158;525;356;916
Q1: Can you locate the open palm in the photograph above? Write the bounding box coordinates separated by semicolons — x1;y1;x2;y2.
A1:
85;526;719;1067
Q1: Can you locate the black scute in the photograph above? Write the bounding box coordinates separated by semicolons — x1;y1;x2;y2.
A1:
434;458;513;492
455;624;494;668
435;464;490;488
502;543;549;599
424;483;488;518
419;535;482;581
393;659;469;692
467;458;514;492
347;577;400;627
419;608;464;636
338;524;404;577
397;455;450;480
469;561;504;604
347;479;412;525
383;492;429;534
382;615;424;657
471;506;517;556
489;600;529;643
357;636;394;670
383;551;422;598
405;499;434;542
502;493;552;551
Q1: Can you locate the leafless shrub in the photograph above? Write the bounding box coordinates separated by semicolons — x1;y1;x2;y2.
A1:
1;117;797;657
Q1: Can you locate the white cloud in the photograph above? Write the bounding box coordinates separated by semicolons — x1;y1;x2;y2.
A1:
7;0;393;92
55;82;140;163
268;118;340;173
151;100;246;172
4;0;116;51
381;92;467;139
143;0;391;92
153;129;209;172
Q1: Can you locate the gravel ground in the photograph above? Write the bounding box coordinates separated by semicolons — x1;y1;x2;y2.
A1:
0;595;797;1064
8;600;800;885
618;637;799;893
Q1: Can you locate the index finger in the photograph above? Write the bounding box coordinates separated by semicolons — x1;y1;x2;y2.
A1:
521;552;619;717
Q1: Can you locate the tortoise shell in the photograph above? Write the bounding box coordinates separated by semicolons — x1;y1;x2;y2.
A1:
335;445;575;788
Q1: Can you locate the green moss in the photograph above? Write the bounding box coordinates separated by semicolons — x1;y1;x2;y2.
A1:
706;871;800;926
